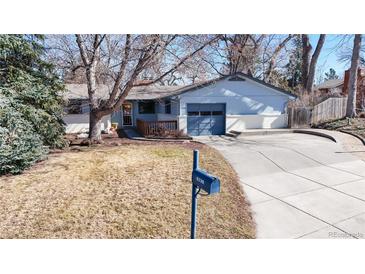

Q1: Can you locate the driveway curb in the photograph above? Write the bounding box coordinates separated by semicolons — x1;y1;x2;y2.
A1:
339;130;365;145
231;128;364;146
292;129;337;143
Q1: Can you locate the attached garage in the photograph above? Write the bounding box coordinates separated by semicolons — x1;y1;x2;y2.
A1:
187;103;226;136
177;73;297;136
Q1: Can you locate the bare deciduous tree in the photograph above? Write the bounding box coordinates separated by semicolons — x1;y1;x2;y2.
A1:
346;34;362;117
203;34;294;87
301;34;326;93
70;34;219;141
224;34;265;75
264;34;293;82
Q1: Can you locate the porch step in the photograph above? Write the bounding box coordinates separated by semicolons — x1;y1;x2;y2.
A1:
226;130;241;137
122;128;142;139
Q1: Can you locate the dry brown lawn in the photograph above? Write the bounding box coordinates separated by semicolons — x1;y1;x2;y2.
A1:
0;142;255;239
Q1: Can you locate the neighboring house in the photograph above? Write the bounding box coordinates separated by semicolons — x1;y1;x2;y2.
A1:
63;72;296;136
315;68;365;111
315;78;344;95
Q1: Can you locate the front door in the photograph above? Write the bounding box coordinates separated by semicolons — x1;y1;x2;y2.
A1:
122;103;133;126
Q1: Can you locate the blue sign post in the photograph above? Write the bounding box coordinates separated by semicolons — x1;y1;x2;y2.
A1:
191;150;220;239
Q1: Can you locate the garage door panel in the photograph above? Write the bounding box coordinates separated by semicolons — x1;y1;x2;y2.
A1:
198;117;211;125
198;104;213;112
186;104;201;112
187;117;200;129
199;126;211;133
189;129;199;136
211;104;225;111
187;103;225;136
211;117;225;135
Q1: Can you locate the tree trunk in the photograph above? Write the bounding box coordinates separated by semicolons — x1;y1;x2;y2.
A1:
301;35;311;91
76;35;103;142
89;110;103;142
306;34;326;93
346;34;362;118
301;34;326;93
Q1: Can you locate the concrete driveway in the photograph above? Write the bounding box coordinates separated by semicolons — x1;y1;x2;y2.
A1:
197;133;365;239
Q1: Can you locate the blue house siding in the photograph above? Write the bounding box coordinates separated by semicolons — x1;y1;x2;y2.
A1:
132;101;157;126
111;110;122;126
170;99;180;115
154;99;179;116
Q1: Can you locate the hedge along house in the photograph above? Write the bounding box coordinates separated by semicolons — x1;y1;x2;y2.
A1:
63;72;296;136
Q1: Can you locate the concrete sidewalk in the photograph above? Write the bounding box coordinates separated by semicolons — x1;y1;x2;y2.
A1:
197;131;365;239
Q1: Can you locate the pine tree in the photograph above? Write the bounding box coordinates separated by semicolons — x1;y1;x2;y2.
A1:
0;35;66;174
324;68;339;81
285;36;302;90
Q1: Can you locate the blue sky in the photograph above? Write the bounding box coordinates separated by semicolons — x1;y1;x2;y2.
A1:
309;34;353;80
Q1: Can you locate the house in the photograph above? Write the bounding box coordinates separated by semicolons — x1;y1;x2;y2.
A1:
315;78;344;95
63;84;112;134
63;72;296;136
315;68;365;111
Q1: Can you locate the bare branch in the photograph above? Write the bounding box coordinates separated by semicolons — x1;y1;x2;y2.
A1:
75;35;90;66
134;35;222;87
265;34;293;81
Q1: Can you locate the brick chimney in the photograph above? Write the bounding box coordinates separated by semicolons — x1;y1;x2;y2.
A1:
343;67;365;94
342;67;365;110
342;69;350;95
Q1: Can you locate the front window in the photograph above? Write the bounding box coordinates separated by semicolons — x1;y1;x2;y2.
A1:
138;101;155;114
65;99;83;114
165;100;171;114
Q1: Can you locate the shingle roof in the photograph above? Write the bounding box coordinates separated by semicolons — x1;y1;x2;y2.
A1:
64;72;297;101
64;84;182;100
64;84;110;100
316;79;344;90
126;85;182;100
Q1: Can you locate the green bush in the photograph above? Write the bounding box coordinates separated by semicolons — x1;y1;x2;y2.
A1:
0;35;66;175
0;97;48;175
6;72;67;149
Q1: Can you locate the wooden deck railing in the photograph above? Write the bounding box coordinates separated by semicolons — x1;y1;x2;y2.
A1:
136;119;178;136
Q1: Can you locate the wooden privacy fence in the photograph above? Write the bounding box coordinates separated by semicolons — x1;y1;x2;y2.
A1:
288;107;312;128
288;97;347;128
311;97;347;125
136;119;178;136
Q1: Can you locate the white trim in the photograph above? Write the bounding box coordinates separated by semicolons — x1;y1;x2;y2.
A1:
177;113;288;134
122;102;133;126
226;114;288;131
225;114;285;118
